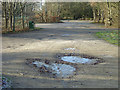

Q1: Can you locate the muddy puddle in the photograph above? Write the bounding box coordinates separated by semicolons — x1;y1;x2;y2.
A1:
61;56;97;64
57;53;104;65
26;59;77;78
64;48;76;50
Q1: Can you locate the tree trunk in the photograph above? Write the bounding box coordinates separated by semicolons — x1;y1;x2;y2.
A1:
12;3;16;31
93;8;96;22
97;9;101;23
101;11;104;23
13;14;15;31
106;2;112;26
21;9;24;29
9;3;12;31
4;2;8;29
44;4;47;23
41;13;44;22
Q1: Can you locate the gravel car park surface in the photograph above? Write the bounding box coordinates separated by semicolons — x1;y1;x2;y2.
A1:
2;20;118;88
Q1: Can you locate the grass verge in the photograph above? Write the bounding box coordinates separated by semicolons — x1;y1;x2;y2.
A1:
96;30;119;46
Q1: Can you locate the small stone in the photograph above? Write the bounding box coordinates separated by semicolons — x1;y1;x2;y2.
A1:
55;61;58;63
81;83;83;85
53;74;56;76
53;75;56;78
20;44;24;46
35;58;39;60
26;58;30;60
45;60;49;64
74;73;77;75
64;54;68;56
33;64;37;67
70;53;74;56
39;70;42;72
93;62;97;65
19;73;24;76
46;70;50;73
57;56;60;57
28;61;32;64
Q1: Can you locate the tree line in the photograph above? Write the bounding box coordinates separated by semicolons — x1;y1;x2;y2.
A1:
35;2;118;27
2;2;36;32
91;2;118;27
60;2;118;27
2;2;119;32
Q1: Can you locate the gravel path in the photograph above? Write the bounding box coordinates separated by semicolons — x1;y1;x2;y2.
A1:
2;20;118;88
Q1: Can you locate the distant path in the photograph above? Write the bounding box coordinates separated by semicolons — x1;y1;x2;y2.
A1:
2;20;118;88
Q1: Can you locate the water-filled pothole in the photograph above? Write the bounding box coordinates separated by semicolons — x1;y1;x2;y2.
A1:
26;58;77;78
64;48;76;50
56;53;104;65
61;56;97;64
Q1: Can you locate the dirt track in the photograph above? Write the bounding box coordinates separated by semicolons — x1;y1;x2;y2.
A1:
2;20;118;88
